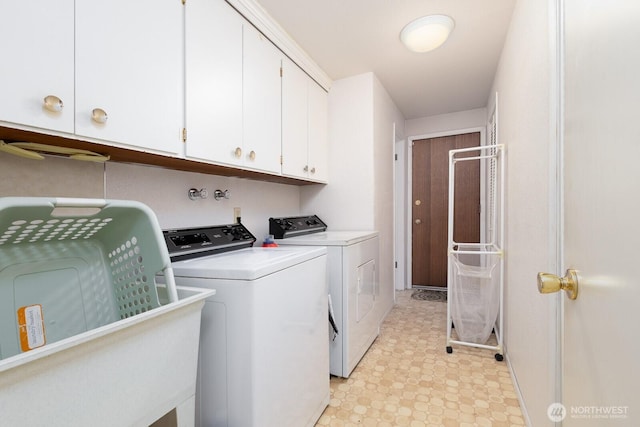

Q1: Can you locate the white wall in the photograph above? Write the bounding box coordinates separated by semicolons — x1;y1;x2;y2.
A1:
0;154;104;198
105;162;299;241
0;155;301;242
489;0;557;425
301;71;405;320
300;73;375;230
373;75;405;315
405;107;487;137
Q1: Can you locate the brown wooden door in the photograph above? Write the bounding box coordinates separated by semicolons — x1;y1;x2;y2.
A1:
412;132;480;287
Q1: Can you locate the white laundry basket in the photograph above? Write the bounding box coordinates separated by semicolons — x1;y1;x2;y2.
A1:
449;250;501;344
0;197;214;426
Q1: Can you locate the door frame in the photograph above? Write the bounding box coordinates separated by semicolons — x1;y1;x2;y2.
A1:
394;125;407;291
405;126;486;290
551;0;565;419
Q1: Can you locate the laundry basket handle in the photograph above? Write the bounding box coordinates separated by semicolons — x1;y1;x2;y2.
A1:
53;198;108;209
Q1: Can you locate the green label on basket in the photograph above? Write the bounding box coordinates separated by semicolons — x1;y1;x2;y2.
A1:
17;304;46;352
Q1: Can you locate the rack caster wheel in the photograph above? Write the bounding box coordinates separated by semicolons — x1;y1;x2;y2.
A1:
446;346;453;354
495;353;504;362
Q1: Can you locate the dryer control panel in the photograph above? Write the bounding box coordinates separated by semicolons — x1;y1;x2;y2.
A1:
269;215;327;239
164;223;256;261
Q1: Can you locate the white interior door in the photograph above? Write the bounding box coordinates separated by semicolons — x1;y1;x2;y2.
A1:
557;1;640;424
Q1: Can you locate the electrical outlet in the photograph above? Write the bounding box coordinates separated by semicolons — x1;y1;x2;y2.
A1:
233;207;241;223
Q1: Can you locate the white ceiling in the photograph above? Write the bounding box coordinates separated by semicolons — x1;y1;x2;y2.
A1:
255;0;516;120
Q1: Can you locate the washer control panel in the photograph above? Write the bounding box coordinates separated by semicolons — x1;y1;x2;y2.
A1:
164;223;256;261
269;215;327;239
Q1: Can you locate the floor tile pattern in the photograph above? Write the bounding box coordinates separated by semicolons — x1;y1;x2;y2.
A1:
315;290;525;427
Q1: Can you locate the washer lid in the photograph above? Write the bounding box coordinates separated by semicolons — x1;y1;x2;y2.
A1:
170;246;326;280
275;231;378;246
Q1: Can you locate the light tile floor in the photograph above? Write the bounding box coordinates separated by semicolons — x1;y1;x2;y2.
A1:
315;290;525;427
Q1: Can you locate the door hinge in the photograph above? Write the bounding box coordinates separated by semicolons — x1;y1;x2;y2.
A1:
182;128;187;143
395;153;398;161
280;67;283;77
395;261;398;268
280;155;283;165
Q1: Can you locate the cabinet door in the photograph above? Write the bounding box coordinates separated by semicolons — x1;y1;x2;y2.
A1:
0;0;74;133
281;57;309;178
308;82;329;182
75;0;183;155
243;24;282;174
185;0;243;165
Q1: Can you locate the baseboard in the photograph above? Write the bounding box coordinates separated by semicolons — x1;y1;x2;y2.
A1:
505;352;533;427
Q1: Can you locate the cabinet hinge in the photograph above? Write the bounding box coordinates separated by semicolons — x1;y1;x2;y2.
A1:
181;0;186;5
394;153;398;161
182;128;187;143
280;155;283;165
280;67;283;78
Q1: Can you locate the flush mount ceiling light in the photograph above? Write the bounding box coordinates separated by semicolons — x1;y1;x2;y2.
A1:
400;14;455;53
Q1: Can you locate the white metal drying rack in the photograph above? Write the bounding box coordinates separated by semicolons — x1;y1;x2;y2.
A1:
445;144;505;361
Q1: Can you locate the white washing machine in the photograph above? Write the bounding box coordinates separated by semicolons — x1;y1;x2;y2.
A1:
270;216;380;378
163;224;329;427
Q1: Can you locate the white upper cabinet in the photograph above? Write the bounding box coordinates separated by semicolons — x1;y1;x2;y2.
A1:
243;24;282;174
0;0;74;133
185;0;243;165
281;58;309;178
185;2;283;175
74;0;183;155
308;81;329;182
2;0;328;184
282;58;328;182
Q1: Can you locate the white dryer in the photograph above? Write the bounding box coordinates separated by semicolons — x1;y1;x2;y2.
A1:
163;224;329;427
270;216;379;378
